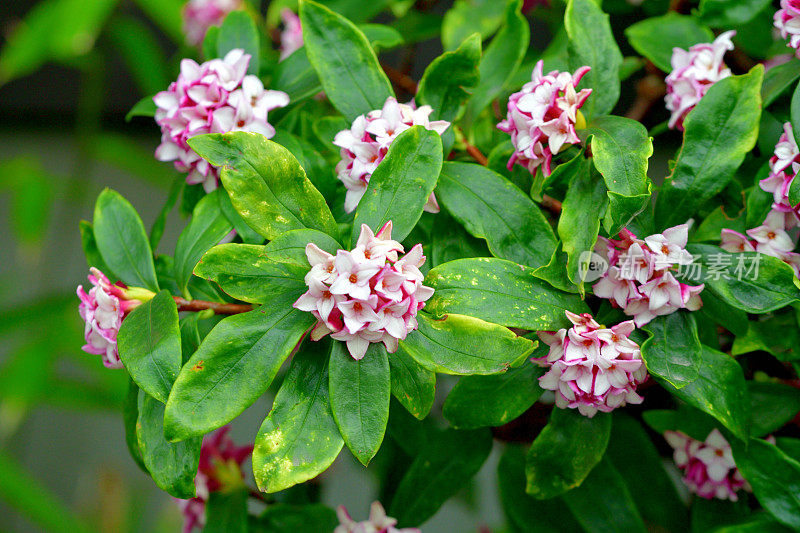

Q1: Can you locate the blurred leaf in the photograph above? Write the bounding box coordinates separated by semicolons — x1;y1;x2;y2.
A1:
0;157;55;246
762;59;800;108
131;0;184;43
205;488;248;533
359;23;404;51
150;176;183;251
251;503;338;532
0;0;118;84
624;13;713;72
123;379;147;471
441;0;505;51
273;48;322;102
217;11;260;75
698;0;772;27
732;313;800;361
106;16;168;95
91;132;175;188
748;381;800;438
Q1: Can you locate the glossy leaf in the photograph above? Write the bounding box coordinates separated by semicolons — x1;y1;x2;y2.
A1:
565;0;623;118
655;67;764;229
399;313;536;375
194;244;309;304
93;188;159;292
389;428;492;526
164;298;315;441
443;363;545;428
437;162;557;269
425;258;590;331
174;190;233;295
329;342;390;466
525;408;611;499
351;126;443;245
389;347;436;420
624;13;713;72
253;341;344;493
272;48;322;102
125;95;157;122
640;311;701;389
748;382;800;438
78;220;111;274
698;0;772;27
117;290;181;404
762;58;800;107
123;379;147;472
299;0;393;121
263;228;341;263
217;11;259;75
188;132;338;240
732;312;800;361
417;33;481;123
791;80;800;160
216;186;263;245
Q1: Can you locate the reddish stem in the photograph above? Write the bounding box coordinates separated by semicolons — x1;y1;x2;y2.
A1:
173;297;253;315
381;63;419;95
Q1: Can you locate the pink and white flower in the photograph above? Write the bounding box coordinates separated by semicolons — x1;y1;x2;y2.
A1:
154;49;289;192
665;31;735;130
534;311;648;418
334;97;450;213
498;60;591;177
592;225;704;327
279;9;304;60
775;0;800;58
294;222;434;360
720;211;800;277
76;268;152;369
664;429;750;501
335;501;419;533
177;426;252;533
182;0;243;47
761;122;800;226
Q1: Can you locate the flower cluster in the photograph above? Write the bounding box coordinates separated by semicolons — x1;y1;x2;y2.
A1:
182;0;242;47
335;501;419;533
664;429;749;501
664;31;734;130
593;224;704;327
280;9;304;60
535;311;647;418
334;97;450;213
497;60;591;178
178;426;252;533
775;0;800;58
77;268;152;369
294;222;434;360
761;122;800;225
154;49;289;192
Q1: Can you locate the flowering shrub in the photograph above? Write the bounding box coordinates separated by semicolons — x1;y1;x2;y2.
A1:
23;0;800;530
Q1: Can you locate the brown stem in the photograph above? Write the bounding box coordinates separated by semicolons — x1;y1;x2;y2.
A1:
381;63;418;95
625;74;666;123
173;297;253;315
669;0;688;12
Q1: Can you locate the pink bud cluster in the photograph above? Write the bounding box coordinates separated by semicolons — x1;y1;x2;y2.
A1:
665;31;735;131
279;9;304;60
592;224;704;327
335;501;419;533
497;60;591;178
535;311;647;418
334;97;450;213
294;222;434;360
77;268;148;369
664;429;749;501
178;426;252;533
775;0;800;58
182;0;243;47
154;49;289;192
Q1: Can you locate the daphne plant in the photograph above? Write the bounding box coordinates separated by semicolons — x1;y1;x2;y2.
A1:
71;0;800;531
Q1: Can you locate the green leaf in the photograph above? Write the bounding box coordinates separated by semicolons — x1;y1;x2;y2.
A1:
106;16;168;96
658;345;749;441
443;363;544;428
132;0;183;42
732;313;800;361
253;341;344;493
558;157;607;289
441;0;505;51
698;0;772;27
123;379;147;472
685;244;800;313
565;0;623;118
791;80;800;163
78;220;111;274
525;408;611;499
93;188;159;292
464;0;529;124
762;58;800;108
299;0;393;121
583;116;652;233
389;428;492;526
734;438;800;530
561;458;648;533
329;342;390;466
532;242;579;294
262;228;341;263
640;311;701;389
437;162;557;269
389;347;436;420
359;23;404;51
425;258;590;331
351;126;443;245
174;190;233;295
164;297;315;441
117;290;181;404
150;176;184;251
193;243;309;303
217;11;259;75
624;13;713;72
655;66;764;229
606;414;689;531
188;132;338;240
273;48;323;102
125;95;157;122
251;503;338;532
417;33;481;123
748;381;800;438
205;488;248;533
400;313;536;375
137;391;201;498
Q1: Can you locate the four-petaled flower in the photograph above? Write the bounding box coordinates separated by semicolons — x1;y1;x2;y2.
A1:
335;501;419;533
182;0;243;47
775;0;800;58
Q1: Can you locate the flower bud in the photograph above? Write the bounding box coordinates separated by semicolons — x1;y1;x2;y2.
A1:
335;501;419;533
